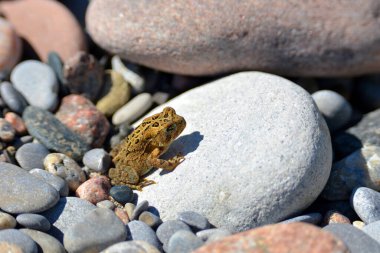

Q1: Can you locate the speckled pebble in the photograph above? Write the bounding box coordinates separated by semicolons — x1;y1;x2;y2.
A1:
44;153;86;191
177;211;210;232
323;211;351;225
126;220;162;250
196;228;232;242
0;212;16;229
156;220;192;246
76;176;111;204
5;112;26;134
0;229;38;253
11;60;58;111
83;148;111;174
15;143;49;171
0;118;15;142
16;213;50;232
29;168;69;197
351;187;380;224
131;200;149;220
112;93;153;125
0;81;28;114
115;207;130;225
124;203;135;218
101;240;160;253
112;55;144;93
97;200;115;210
20;228;65;253
139;211;162;229
23;106;89;161
363;220;380;244
167;230;204;253
280;212;322;225
110;185;134;205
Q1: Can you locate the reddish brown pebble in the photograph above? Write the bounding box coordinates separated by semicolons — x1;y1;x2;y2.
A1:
55;95;110;148
193;222;349;253
5;112;26;135
0;0;86;62
75;175;111;204
0;17;21;72
115;207;130;225
323;211;351;225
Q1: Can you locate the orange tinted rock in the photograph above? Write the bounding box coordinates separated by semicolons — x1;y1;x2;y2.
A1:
0;0;86;62
323;211;351;225
194;222;349;253
75;176;111;204
114;207;130;225
5;112;26;135
0;18;21;72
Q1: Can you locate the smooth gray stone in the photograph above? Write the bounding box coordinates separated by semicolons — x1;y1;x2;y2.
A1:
82;148;110;174
363;221;380;244
131;200;149;220
177;211;210;231
0;81;28;114
0;162;59;213
16;213;51;232
167;230;203;253
156;220;191;246
351;187;380;224
96;200;115;210
139;211;162;229
196;228;231;242
280;212;322;225
0;229;38;253
324;223;380;253
29;169;69;197
15;143;49;170
126;220;161;250
312;90;352;132
135;72;332;232
11;60;58;111
40;197;96;242
20;228;65;253
64;208;127;253
100;240;160;253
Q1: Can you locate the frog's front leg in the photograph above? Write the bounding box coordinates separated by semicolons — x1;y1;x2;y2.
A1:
147;148;185;171
108;165;140;188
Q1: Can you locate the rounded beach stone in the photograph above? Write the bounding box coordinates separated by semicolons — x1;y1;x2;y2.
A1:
114;207;130;225
139;211;162;229
194;222;348;253
29;168;69;197
196;228;231;242
312;90;352;132
124;203;135;218
0;81;28;114
0;162;59;213
11;60;58;111
0;229;38;253
16;213;51;232
353;221;365;229
156;220;192;246
112;55;145;93
323;211;351;225
280;213;322;225
5;112;27;135
322;145;380;201
86;0;380;77
324;223;380;253
55;95;110;147
83;148;111;174
47;52;66;85
63;52;104;101
0;118;15;142
178;211;210;232
40;197;96;242
0;0;86;62
96;70;131;117
110;185;133;205
167;230;204;253
97;200;115;210
64;208;127;253
0;18;21;72
15;143;49;171
351;187;380;224
44;153;86;191
363;220;380;244
75;175;111;204
20;229;65;253
100;240;160;253
135;72;332;232
126;220;161;250
131;200;149;220
0;212;16;229
112;93;153;125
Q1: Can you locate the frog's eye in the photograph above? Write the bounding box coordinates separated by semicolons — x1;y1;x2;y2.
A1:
166;124;177;132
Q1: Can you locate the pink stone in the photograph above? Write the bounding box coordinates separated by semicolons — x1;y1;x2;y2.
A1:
4;112;26;135
115;207;130;225
55;95;110;148
76;176;111;204
0;17;21;72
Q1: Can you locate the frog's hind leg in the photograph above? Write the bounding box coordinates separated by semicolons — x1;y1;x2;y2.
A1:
147;148;185;171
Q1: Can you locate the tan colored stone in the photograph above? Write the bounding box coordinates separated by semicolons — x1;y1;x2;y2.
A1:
0;242;22;253
0;211;16;229
323;211;351;225
0;18;21;72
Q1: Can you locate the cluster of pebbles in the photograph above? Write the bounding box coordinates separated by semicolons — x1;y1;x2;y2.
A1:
1;0;380;253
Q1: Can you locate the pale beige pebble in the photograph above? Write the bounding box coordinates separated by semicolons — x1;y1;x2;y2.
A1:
0;242;23;253
112;93;153;125
124;203;136;219
0;18;21;72
75;176;111;204
353;220;365;229
0;212;16;229
44;153;86;191
112;55;145;93
5;112;27;135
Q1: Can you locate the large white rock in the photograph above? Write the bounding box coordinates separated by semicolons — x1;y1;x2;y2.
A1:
136;72;332;232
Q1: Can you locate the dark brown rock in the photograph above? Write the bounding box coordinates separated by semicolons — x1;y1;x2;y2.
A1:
55;95;110;148
193;222;349;253
86;0;380;76
0;0;87;62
